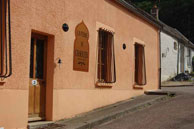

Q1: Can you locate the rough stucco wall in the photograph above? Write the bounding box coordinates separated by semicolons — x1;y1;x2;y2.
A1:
51;0;160;89
0;0;31;128
161;32;178;81
52;0;159;120
0;0;159;128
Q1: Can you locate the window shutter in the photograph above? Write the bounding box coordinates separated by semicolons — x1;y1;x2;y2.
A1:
135;44;146;85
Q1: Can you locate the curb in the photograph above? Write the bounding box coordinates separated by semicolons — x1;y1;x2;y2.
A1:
144;90;176;96
68;95;174;129
161;85;194;87
29;95;175;129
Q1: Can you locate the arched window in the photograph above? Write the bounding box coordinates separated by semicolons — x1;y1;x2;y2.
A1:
174;42;178;50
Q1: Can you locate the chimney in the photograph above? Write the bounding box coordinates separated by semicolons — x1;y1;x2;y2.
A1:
150;4;159;20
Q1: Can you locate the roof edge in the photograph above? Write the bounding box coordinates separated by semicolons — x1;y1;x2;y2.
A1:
114;0;162;29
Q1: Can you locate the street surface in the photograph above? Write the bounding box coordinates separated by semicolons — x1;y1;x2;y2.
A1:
94;86;194;129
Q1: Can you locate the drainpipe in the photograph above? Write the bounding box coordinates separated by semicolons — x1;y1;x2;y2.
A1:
159;30;162;89
188;41;192;72
177;42;180;75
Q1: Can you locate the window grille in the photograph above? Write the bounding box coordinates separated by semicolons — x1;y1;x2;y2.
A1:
97;29;116;83
0;0;12;78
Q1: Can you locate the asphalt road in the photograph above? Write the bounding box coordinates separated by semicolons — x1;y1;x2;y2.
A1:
94;86;194;129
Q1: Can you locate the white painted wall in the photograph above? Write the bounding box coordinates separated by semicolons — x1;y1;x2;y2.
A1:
161;31;178;81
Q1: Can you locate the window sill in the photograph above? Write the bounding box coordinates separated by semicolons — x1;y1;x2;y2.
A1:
133;84;144;90
95;82;114;87
0;78;6;85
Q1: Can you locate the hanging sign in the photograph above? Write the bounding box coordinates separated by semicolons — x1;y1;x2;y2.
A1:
73;21;89;72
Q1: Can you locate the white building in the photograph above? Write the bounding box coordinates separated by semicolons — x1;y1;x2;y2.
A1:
160;23;194;82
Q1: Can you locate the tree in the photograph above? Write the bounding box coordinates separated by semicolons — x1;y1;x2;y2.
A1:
126;0;194;43
159;0;194;43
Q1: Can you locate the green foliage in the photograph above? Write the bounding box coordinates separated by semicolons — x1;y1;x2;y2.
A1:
135;1;153;12
126;0;194;43
192;56;194;63
159;0;194;43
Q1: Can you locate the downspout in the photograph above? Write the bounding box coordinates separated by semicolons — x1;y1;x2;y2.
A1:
187;41;192;73
177;41;180;75
159;30;162;89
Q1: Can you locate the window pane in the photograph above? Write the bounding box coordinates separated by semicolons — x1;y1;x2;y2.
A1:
35;39;45;79
29;38;34;78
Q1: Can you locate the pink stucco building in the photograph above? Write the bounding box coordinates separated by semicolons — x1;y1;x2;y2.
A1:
0;0;161;128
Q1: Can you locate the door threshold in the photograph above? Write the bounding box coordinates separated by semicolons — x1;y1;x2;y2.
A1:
28;121;53;129
28;117;45;122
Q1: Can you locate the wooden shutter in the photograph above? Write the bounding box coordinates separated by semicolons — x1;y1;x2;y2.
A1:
105;33;116;83
98;30;101;80
135;44;146;85
105;33;112;82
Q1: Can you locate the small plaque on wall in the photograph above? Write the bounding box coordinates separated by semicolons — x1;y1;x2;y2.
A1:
73;21;89;72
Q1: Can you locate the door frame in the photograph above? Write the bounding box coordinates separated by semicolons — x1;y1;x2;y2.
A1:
28;30;55;122
28;33;48;122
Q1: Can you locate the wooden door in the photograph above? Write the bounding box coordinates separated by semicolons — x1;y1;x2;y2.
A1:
28;34;47;121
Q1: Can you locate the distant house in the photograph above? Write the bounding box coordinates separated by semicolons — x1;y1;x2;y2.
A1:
150;5;194;82
160;22;194;82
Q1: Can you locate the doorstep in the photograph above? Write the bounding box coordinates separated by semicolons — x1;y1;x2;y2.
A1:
144;90;176;96
28;121;53;129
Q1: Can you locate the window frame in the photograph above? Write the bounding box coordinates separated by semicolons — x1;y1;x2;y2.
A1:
0;0;12;79
134;42;147;87
187;48;191;67
174;42;178;51
96;28;116;87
